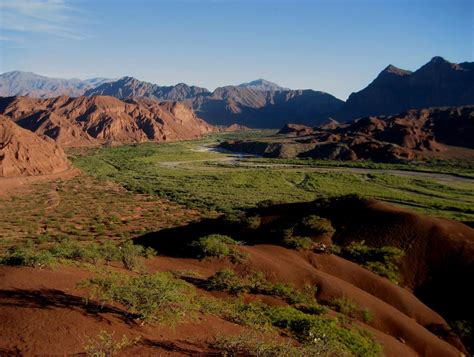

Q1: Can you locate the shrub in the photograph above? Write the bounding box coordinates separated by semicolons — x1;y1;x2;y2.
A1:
300;215;335;235
205;269;327;314
190;234;247;263
205;268;246;293
335;241;404;283
83;272;196;323
244;215;261;230
365;261;400;283
48;239;101;263
98;241;122;264
119;240;154;271
266;306;381;357
283;236;313;250
190;234;236;257
211;332;333;356
1;243;55;268
362;308;374;324
330;296;359;317
201;298;272;330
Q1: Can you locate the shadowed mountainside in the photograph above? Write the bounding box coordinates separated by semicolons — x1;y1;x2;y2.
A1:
337;57;474;120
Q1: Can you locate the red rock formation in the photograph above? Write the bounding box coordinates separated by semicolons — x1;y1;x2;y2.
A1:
220;106;474;163
0;116;69;177
0;96;215;147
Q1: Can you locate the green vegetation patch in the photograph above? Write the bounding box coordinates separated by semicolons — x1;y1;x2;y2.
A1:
189;234;247;263
0;238;155;271
82;272;197;323
266;306;381;357
205;268;327;314
333;241;404;283
72;139;474;221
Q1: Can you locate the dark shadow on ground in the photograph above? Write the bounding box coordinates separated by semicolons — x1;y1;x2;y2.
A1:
0;288;138;325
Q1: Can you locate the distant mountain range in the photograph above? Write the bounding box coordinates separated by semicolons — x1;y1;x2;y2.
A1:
337;57;474;120
1;56;473;127
84;76;210;101
84;77;343;127
237;79;289;91
0;71;112;98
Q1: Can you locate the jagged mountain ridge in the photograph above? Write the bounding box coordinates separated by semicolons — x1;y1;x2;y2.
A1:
84;76;211;101
2;56;474;127
337;57;474;119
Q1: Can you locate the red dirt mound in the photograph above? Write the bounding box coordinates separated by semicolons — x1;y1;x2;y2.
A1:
0;115;70;177
237;245;463;356
0;266;245;356
323;198;474;335
0;95;215;147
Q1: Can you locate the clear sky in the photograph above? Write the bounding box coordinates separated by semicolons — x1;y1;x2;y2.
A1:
0;0;472;100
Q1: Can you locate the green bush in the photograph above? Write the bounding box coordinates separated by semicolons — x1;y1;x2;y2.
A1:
205;268;246;293
1;243;55;268
362;308;374;324
283;236;314;250
244;215;261;230
330;296;359;317
335;241;404;283
300;215;335;235
365;261;400;283
119;240;155;271
83;272;196;323
211;332;333;356
98;241;122;264
205;269;327;314
200;298;272;330
190;234;247;263
266;306;381;357
48;239;101;263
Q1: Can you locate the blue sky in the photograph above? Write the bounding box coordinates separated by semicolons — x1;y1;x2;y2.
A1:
0;0;472;99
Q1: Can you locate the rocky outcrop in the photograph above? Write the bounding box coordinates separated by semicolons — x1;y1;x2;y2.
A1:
0;96;215;147
0;116;69;177
220;106;474;163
